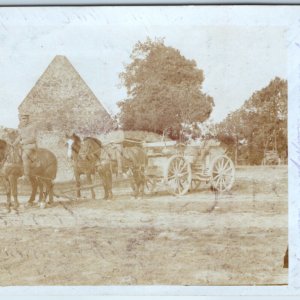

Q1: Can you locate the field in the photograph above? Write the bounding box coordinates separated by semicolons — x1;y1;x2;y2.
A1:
0;165;287;285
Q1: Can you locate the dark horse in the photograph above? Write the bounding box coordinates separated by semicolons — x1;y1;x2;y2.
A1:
0;139;57;210
96;141;148;199
68;135;148;199
67;134;100;199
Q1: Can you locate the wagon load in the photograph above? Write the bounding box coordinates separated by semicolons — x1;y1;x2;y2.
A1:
143;140;177;177
184;139;220;163
97;130;166;147
143;137;235;195
58;130;235;200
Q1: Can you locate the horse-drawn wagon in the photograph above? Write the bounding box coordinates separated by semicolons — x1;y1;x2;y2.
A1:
65;131;236;199
0;129;236;209
143;139;235;196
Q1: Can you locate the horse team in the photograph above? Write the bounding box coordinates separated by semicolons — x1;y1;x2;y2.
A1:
67;134;148;201
0;134;148;211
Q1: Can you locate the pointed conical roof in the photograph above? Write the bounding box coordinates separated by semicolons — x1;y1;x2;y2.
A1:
19;55;112;133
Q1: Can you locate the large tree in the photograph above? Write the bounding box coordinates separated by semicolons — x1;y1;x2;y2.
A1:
118;38;214;138
217;77;287;165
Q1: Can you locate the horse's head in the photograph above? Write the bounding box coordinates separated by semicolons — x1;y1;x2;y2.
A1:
78;137;102;161
66;134;81;161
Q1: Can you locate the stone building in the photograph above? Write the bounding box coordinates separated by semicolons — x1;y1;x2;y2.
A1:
18;55;113;134
17;55;113;182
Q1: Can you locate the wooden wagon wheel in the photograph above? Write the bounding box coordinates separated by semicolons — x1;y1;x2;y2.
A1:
164;155;192;196
210;155;235;192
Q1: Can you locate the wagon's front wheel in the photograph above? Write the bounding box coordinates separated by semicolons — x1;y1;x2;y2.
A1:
210;155;235;192
164;155;192;196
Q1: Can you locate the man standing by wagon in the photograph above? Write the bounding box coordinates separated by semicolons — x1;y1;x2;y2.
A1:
13;114;37;181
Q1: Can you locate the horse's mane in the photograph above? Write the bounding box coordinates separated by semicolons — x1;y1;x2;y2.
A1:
83;137;102;148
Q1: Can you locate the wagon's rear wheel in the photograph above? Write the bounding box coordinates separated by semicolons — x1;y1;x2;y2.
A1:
164;155;192;196
210;155;235;192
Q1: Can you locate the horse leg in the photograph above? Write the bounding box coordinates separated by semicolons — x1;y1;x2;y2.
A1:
104;164;113;200
40;180;50;204
97;165;108;200
4;178;12;211
103;179;109;200
98;164;113;200
140;167;146;198
44;185;49;203
135;166;146;199
28;176;38;205
96;167;106;199
38;180;47;209
87;173;95;199
132;167;140;199
38;179;44;203
47;180;54;205
75;172;81;198
100;170;108;200
130;177;138;199
134;167;142;199
9;175;19;210
136;179;142;199
136;176;143;199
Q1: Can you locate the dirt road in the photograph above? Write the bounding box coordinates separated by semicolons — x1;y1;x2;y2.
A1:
0;166;287;285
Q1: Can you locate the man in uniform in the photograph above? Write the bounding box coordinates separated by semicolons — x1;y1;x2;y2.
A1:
13;114;37;180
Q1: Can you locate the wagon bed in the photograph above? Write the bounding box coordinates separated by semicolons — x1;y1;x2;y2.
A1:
143;139;235;195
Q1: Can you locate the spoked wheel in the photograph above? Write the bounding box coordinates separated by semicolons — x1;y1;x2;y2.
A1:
210;155;235;192
164;155;192;196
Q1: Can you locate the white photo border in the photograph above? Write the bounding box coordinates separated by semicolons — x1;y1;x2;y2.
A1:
0;3;298;297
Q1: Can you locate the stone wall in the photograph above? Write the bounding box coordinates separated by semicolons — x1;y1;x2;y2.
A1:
18;55;113;134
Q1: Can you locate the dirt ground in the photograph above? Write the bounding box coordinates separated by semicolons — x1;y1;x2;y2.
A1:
0;165;287;286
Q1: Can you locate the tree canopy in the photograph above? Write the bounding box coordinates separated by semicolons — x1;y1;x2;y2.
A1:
216;77;287;165
118;38;214;138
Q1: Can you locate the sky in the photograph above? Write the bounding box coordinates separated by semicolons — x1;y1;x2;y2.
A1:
0;6;287;128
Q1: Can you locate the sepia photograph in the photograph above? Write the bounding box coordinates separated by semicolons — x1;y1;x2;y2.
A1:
0;6;289;287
